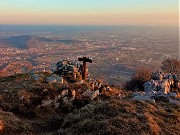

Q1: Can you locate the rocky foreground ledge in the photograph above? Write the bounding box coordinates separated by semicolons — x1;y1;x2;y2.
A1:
0;73;180;135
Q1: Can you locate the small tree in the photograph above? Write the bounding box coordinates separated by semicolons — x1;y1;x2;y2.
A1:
125;68;151;91
161;58;180;77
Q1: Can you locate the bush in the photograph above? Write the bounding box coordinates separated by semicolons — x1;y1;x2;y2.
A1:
161;58;180;77
125;68;151;91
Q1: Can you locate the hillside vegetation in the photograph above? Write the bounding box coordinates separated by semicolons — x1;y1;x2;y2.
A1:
0;72;180;135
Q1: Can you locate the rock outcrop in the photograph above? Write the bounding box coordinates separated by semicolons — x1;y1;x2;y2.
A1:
46;74;63;83
132;91;180;106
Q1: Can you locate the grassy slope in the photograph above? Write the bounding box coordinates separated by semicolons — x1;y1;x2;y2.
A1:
0;74;180;135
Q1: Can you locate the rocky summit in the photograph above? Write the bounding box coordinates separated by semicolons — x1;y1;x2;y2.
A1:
0;59;180;135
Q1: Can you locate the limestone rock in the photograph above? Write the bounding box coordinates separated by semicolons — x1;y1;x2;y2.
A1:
132;92;144;97
32;74;40;81
46;74;63;83
133;95;155;104
62;97;69;103
90;90;99;100
69;90;76;101
54;94;61;103
3;89;9;93
169;98;180;106
83;89;92;97
143;81;152;94
40;99;54;107
54;102;60;108
31;74;44;81
83;89;99;100
61;89;69;98
154;93;169;102
168;92;177;99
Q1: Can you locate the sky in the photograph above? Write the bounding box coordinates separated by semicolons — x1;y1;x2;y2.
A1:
0;0;179;26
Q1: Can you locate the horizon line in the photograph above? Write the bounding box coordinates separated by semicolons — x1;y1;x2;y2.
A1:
0;24;178;28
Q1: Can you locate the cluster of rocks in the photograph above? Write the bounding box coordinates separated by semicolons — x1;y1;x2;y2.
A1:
146;71;179;94
37;81;114;109
132;71;180;106
31;73;64;83
38;89;76;108
82;80;110;100
55;60;89;81
132;91;180;106
31;59;91;83
24;59;122;109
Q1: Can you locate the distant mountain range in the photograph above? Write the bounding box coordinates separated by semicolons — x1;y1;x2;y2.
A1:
0;35;82;49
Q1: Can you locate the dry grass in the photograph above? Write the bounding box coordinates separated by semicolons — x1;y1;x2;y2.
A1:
0;73;180;135
0;120;4;133
57;99;180;135
0;109;31;134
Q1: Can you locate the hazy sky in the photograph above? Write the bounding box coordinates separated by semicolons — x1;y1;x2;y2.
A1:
0;0;178;26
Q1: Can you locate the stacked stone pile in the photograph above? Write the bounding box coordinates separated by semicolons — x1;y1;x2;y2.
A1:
31;60;86;83
55;60;87;81
17;59;122;110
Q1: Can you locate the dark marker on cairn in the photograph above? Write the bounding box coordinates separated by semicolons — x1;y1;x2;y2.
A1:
78;57;92;80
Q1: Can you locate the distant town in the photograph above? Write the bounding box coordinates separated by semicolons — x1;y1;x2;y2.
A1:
0;25;178;85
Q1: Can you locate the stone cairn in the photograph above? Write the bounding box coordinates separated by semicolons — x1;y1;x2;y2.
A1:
55;60;86;82
31;58;118;109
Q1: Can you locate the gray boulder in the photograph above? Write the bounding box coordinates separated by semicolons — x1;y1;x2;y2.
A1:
169;98;180;106
83;89;100;100
90;90;99;100
133;95;155;104
46;74;63;83
38;99;54;108
32;74;40;81
132;92;144;97
61;89;69;98
168;92;177;99
154;93;169;102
